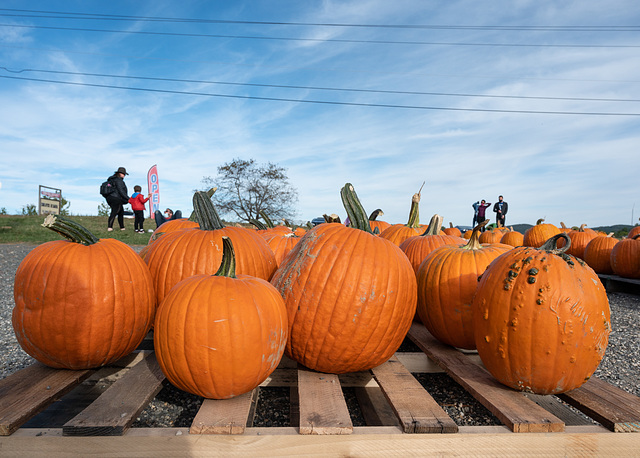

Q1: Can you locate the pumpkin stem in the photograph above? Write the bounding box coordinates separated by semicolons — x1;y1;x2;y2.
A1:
340;183;373;233
42;214;100;245
250;219;267;230
461;220;488;250
536;218;545;225
214;236;236;278
539;233;571;254
192;190;225;231
259;210;275;228
368;209;384;221
189;187;216;222
405;183;424;228
421;214;444;236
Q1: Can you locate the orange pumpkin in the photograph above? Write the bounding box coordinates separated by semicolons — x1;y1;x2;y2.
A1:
479;228;503;244
628;226;640;239
271;183;417;374
145;191;277;306
379;186;424;246
442;222;462;238
523;218;561;248
368;208;391;234
500;228;524;247
584;235;618;274
12;215;155;369
472;233;611;395
263;231;300;269
154;237;287;399
610;235;640;279
399;214;462;273
416;224;511;349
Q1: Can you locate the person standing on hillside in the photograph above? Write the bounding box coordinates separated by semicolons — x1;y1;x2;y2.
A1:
129;185;151;233
476;200;491;231
105;167;130;231
493;195;508;228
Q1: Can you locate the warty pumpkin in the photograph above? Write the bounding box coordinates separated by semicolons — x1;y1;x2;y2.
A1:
154;237;287;399
416;222;512;349
472;233;611;395
13;215;155;369
271;183;417;374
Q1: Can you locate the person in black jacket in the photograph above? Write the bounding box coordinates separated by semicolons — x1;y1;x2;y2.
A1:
493;195;508;228
106;167;130;231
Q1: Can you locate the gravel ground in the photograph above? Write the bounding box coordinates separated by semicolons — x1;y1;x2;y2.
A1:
1;243;638;429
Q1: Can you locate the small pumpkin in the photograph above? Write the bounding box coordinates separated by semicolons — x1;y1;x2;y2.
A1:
472;233;611;395
442;222;462;238
628;226;640;239
479;228;503;244
154;237;287;399
500;228;524;247
12;215;155;369
523;218;561;248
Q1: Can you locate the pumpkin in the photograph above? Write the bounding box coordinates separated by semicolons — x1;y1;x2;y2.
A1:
628;226;640;239
610;235;640;279
263;231;300;269
399;214;462;274
145;191;277;306
12;215;155;369
154;237;287;399
500;228;524;247
479;228;503;244
270;183;417;374
523;218;561;248
416;222;512;349
558;224;598;260
379;185;425;246
442;222;462;238
584;235;618;274
463;229;473;239
472;233;611;395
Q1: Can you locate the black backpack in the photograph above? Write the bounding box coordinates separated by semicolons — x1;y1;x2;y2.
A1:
100;179;115;198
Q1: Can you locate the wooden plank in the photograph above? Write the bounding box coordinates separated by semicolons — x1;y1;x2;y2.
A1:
297;366;353;435
371;356;458;433
524;394;594;426
598;274;640;295
408;323;565;433
61;352;165;436
353;387;400;427
559;377;640;432
0;363;93;436
189;389;258;435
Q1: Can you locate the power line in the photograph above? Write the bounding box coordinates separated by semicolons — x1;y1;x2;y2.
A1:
2;66;639;103
2;74;639;116
1;8;639;32
2;23;638;48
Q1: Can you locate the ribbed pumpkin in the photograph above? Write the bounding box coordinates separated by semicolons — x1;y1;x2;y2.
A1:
13;215;155;369
154;237;287;399
442;222;462;238
399;214;463;273
379;185;424;246
263;231;300;269
479;228;503;244
472;234;611;395
557;224;598;260
500;228;524;247
610;235;640;279
271;183;417;374
584;235;618;274
523;218;561;248
416;223;512;349
629;226;640;239
145;191;277;306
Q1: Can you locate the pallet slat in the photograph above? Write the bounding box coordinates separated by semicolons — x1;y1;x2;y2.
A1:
190;389;258;435
0;363;93;436
297;366;353;435
371;356;458;433
408;323;565;433
61;352;165;436
559;377;640;432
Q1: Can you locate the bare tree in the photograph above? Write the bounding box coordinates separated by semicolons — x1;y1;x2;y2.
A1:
201;158;298;223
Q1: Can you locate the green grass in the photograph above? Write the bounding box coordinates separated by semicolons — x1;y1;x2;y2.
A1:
0;214;153;245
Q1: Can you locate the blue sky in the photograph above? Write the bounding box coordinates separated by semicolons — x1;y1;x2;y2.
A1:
1;1;639;228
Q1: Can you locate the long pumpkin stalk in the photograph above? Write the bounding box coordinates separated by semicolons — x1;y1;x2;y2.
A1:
214;236;236;278
340;183;373;234
42;214;99;245
192;190;225;231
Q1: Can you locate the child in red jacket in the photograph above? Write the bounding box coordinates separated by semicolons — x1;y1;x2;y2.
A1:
128;185;151;233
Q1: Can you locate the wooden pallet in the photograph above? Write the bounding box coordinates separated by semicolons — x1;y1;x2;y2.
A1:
598;274;640;296
1;323;639;456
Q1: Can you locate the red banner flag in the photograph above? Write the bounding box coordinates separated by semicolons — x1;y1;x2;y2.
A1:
147;165;160;219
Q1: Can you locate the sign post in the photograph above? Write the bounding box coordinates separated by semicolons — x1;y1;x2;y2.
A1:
38;185;62;215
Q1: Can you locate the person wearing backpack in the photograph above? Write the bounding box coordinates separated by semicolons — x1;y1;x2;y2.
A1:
105;167;130;231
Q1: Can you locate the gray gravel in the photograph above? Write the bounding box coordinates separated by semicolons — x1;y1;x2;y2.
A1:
1;243;638;428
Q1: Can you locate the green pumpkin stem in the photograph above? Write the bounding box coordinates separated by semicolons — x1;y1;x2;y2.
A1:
539;233;571;254
406;182;425;228
192;190;225;231
42;214;99;245
214;236;236;278
340;183;373;233
189;187;217;222
259;210;275;228
368;209;384;221
420;214;443;236
250;219;267;230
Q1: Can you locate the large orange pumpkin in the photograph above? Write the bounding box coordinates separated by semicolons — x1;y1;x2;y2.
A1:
399;214;462;273
263;231;300;269
472;233;611;395
523;218;561;248
13;215;155;369
271;183;417;374
610;235;640;279
145;191;277;306
416;223;511;349
584;235;618;274
154;237;287;399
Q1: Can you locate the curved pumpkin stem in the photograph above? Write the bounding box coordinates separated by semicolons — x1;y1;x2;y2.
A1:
539;233;571;254
250;219;267;230
405;183;425;229
193;190;225;231
536;218;545;225
259;210;275;228
421;214;444;236
42;214;100;246
214;236;236;278
340;183;373;233
461;220;488;250
189;187;217;222
368;209;384;221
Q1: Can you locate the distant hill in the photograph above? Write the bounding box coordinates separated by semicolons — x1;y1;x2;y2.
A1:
508;224;634;236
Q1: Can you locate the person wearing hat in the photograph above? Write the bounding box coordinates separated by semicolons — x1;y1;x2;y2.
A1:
106;167;130;231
